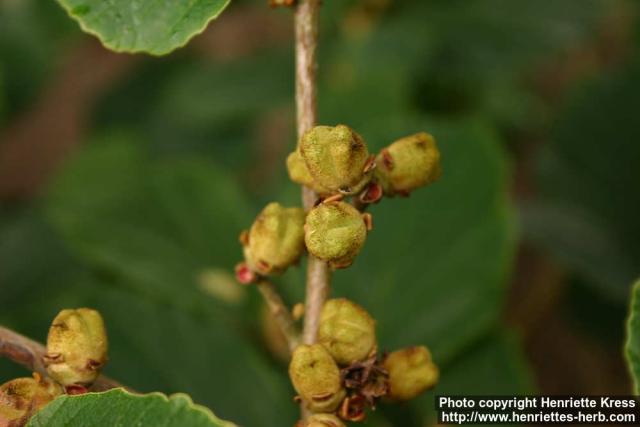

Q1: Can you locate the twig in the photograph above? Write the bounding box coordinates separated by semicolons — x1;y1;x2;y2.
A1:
294;0;328;420
257;280;301;352
0;326;125;392
294;0;330;348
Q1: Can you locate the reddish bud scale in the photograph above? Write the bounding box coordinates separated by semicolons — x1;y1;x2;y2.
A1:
360;182;383;204
235;263;256;285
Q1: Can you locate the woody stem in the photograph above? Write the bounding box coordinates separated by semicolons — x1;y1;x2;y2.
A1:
0;325;125;391
294;0;330;419
294;0;330;347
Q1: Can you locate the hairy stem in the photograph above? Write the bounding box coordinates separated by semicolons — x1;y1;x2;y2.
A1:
257;280;301;352
0;326;125;392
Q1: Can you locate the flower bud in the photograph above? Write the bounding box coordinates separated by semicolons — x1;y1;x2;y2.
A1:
306;414;346;427
44;308;108;387
299;125;372;195
374;132;441;196
286;151;331;196
304;201;368;269
289;344;345;413
318;298;376;365
0;373;62;425
243;203;306;275
383;346;438;401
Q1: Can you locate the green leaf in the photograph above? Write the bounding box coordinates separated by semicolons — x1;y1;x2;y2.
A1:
625;279;640;395
55;0;231;55
27;388;236;427
46;130;251;309
526;60;640;300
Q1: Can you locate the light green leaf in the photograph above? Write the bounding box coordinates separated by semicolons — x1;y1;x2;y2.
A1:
27;388;236;427
55;0;231;55
625;280;640;395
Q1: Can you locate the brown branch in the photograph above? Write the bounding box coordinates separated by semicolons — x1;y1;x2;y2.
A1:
294;0;329;420
0;326;125;392
257;280;301;352
294;0;331;349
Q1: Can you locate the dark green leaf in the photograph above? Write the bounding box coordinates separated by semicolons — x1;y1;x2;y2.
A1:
55;0;231;55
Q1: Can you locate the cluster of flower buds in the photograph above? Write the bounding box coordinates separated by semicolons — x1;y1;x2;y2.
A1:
287;124;441;202
291;298;438;424
1;308;108;426
236;199;371;281
239;124;441;280
238;123;442;425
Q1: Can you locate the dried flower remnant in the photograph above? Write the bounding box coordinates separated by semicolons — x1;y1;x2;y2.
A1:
44;308;108;388
341;353;389;407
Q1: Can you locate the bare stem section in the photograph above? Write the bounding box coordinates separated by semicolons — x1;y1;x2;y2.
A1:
294;0;331;348
257;280;301;351
0;325;125;392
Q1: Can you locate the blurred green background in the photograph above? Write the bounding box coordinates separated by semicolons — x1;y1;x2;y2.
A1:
1;0;639;425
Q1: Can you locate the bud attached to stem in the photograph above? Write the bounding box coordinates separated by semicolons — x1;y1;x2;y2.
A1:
304;201;368;269
286;151;331;196
375;132;441;196
44;308;108;387
318;298;376;365
383;346;438;401
242;203;306;276
0;373;62;426
289;344;346;413
299;125;372;195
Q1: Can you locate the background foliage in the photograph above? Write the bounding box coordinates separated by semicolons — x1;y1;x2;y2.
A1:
1;0;639;425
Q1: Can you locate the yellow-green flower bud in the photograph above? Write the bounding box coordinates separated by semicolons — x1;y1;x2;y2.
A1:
306;414;346;427
289;344;345;413
44;308;108;387
0;373;62;425
286;151;331;196
243;203;306;275
383;346;439;400
299;125;372;195
304;201;368;269
375;132;441;196
318;298;376;365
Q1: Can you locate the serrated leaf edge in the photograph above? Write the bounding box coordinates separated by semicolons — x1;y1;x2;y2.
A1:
28;387;237;427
